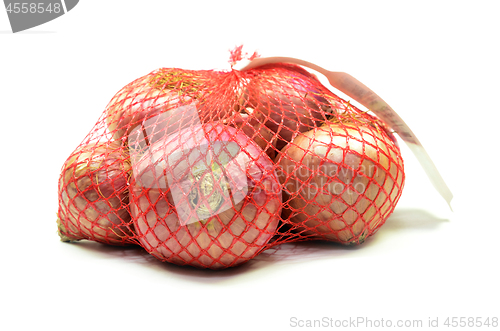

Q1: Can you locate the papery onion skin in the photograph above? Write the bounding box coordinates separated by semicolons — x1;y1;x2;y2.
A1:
57;140;134;245
104;72;193;142
228;112;278;160
104;68;236;144
130;123;282;269
242;63;343;150
276;121;405;245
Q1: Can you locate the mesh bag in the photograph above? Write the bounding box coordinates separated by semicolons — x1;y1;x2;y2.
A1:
57;50;405;268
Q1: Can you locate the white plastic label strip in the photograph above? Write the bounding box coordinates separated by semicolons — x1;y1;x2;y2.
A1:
240;56;453;210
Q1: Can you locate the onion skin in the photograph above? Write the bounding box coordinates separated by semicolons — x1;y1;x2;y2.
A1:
276;121;405;245
228;112;278;160
104;73;193;142
57;140;134;245
130;123;282;269
243;63;342;150
104;68;236;144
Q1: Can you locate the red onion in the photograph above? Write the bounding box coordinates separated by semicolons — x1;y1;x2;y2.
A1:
242;63;342;150
57;140;134;245
130;123;282;269
276;120;405;245
227;112;278;159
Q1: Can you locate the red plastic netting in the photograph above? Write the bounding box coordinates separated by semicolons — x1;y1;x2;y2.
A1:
57;50;405;269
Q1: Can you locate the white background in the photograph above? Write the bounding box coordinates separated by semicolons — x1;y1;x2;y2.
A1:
1;1;499;330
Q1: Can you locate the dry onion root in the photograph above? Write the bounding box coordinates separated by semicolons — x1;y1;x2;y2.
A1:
130;123;282;269
57;140;134;245
276;120;405;245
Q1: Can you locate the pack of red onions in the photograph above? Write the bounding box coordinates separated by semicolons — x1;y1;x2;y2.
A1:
57;49;406;269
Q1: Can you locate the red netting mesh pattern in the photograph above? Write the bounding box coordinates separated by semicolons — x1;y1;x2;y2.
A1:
57;140;133;245
57;60;405;269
